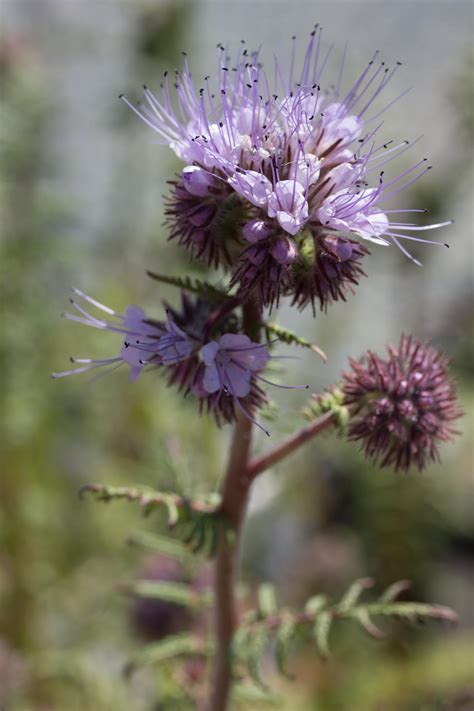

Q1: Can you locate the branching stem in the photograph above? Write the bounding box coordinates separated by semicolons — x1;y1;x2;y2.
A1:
210;304;336;709
246;411;336;480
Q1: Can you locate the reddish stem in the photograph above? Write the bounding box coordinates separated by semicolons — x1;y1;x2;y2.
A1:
246;411;336;480
209;298;260;711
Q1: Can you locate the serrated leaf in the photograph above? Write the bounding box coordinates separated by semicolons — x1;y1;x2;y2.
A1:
275;615;296;678
338;577;374;612
258;584;278;619
350;602;458;624
124;632;204;676
146;271;228;301
264;322;326;361
313;611;333;657
305;594;328;615
128;580;198;608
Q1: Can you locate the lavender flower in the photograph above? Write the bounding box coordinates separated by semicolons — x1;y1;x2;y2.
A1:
195;334;271;433
53;291;305;433
342;335;462;471
122;29;451;309
51;289;198;382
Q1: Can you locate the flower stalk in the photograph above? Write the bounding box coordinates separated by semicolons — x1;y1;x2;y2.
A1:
211;298;261;711
246;410;336;481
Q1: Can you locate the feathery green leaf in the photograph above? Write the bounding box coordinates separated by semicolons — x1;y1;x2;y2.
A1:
146;271;229;301
126;530;192;563
338;577;374;612
275;614;296;678
124;633;206;676
264;322;326;360
127;580;199;608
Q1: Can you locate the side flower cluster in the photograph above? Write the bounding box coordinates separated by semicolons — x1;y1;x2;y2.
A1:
342;334;462;471
52;290;307;435
122;28;451;310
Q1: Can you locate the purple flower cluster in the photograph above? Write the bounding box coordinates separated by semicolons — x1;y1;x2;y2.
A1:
122;28;451;310
342;335;462;471
53;290;306;434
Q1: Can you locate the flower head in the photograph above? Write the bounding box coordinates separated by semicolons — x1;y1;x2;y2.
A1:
53;290;306;434
122;29;451;309
342;335;462;471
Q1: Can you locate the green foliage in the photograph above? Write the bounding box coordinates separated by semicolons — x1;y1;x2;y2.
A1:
127;529;194;564
81;483;228;557
146;270;229;301
303;387;349;430
124;632;207;677
127;579;207;608
232;578;457;687
263;322;327;360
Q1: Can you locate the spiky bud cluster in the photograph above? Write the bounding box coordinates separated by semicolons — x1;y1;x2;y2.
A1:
342;335;462;471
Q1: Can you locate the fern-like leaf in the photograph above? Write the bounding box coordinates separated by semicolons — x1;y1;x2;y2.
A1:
126;530;193;564
263;322;326;361
338;577;374;611
81;484;224;556
232;577;457;686
124;632;206;676
146;271;229;301
125;580;201;609
275;614;296;678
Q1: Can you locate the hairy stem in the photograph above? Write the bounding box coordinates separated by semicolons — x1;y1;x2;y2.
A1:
210;299;261;711
246;411;336;480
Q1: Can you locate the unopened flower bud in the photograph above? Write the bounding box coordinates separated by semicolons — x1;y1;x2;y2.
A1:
182;165;216;197
342;335;462;471
243;219;273;243
271;237;297;265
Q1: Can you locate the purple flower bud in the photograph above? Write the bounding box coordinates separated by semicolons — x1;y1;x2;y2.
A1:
182;165;216;197
324;236;354;262
271;237;297;265
243;219;272;243
342;335;462;471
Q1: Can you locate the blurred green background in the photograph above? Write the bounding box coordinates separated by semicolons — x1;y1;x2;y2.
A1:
1;1;473;709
